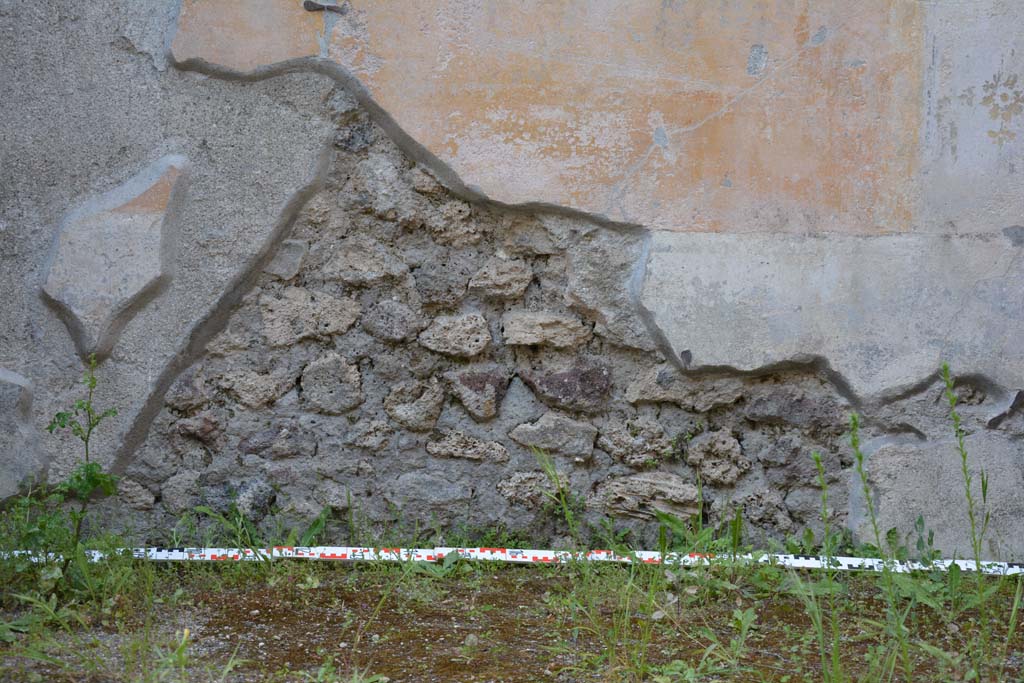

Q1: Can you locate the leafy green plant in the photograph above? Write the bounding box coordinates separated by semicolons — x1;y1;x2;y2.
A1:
42;354;119;588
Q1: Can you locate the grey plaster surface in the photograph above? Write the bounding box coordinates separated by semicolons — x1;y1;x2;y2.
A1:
1;0;336;480
641;231;1024;402
862;431;1024;561
0;369;42;499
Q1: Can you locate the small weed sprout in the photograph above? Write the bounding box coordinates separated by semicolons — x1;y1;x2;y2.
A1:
850;412;912;680
943;362;995;678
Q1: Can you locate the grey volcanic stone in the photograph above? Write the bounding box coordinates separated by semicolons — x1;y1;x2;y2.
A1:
509;411;597;461
300;353;363;414
239;419;316;460
731;489;794;536
345;419;393;450
165;367;210;414
521;359;612;413
468;257;533;299
625;365;744;412
263;239;308;280
323;235;408;285
597;416;673;468
260;287;360;347
501;311;591;348
161;471;200;515
176;412;220;444
418;314;491;358
566;229;654;350
384;378;445;431
744;385;846;434
117;478;155;511
233;478;276;521
427;430;509;462
426;199;478;245
220;370;289;409
362;300;424;342
412;250;474;309
499;215;565;256
686;430;750;486
597;472;700;521
386;470;471;517
443;365;510;421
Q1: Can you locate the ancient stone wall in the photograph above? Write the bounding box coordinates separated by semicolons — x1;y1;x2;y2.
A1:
2;0;1023;557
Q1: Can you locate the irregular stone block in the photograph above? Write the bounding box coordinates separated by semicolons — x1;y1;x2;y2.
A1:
686;430;750;486
316;300;363;341
263;239;308;280
384;378;445;431
300;353;363;414
176;412;221;445
500;215;565;256
443;365;510;422
468;257;533;299
0;369;42;499
161;470;200;515
712;489;794;537
427;430;509;463
418;313;490;358
509;411;597;461
598;472;700;521
597;416;673;469
42;155;187;359
521;359;612;414
412;251;473;309
426;199;478;245
386;470;471;514
497;470;566;507
862;432;1024;560
221;370;289;410
233;478;276;521
345;419;393;450
625;365;744;412
117;478;155;511
501;311;591;348
566;230;654;351
362;300;424;342
165;367;210;414
260;287;361;347
744;385;846;435
323;234;408;285
239;420;316;460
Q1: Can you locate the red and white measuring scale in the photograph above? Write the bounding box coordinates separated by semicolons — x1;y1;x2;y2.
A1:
9;546;1024;575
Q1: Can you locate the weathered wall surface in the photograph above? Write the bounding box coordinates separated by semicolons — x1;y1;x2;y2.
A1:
2;0;1022;557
